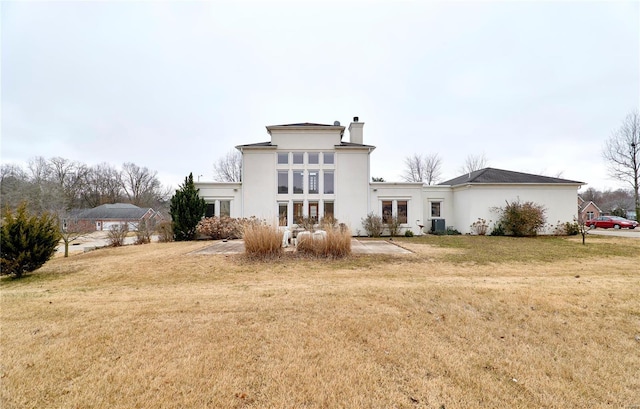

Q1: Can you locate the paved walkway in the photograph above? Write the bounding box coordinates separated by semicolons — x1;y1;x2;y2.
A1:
192;239;412;255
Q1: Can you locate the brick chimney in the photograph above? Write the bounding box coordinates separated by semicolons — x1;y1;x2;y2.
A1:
348;116;364;144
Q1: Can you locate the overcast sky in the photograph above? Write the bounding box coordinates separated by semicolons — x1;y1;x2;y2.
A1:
2;1;639;192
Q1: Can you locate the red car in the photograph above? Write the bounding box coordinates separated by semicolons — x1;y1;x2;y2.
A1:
585;216;638;229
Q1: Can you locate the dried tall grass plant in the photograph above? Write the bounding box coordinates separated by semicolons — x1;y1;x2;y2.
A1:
296;227;351;258
242;221;283;258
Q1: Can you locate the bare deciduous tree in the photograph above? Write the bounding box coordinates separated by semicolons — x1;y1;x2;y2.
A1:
81;163;124;207
603;111;640;220
49;157;90;210
121;162;163;207
401;153;442;184
0;164;30;210
213;150;242;182
1;157;170;216
459;153;488;175
55;211;94;257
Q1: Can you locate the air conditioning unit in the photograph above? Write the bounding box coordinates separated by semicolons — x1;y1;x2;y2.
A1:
431;219;446;233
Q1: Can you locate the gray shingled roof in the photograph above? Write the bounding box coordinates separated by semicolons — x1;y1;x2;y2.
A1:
274;122;336;127
335;141;376;149
439;168;583;186
235;141;274;148
72;203;152;220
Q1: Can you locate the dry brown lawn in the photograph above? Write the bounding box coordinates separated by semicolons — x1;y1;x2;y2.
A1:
1;236;639;408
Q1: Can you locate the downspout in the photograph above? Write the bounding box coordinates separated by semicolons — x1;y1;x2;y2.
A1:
237;146;245;218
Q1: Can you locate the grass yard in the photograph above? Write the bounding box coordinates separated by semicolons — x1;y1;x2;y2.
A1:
1;235;639;408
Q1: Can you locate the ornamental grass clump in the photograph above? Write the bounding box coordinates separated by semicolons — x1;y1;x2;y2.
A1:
296;227;351;258
242;221;283;258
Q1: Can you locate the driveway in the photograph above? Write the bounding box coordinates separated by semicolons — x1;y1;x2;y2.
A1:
586;228;640;238
56;231;141;255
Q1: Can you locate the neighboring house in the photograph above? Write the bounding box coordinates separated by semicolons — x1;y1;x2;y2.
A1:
578;196;602;221
66;203;163;232
196;118;584;235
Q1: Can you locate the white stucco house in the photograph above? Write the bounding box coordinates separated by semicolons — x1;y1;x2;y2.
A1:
196;118;584;235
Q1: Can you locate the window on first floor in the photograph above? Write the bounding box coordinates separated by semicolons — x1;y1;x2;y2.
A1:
279;203;288;226
309;171;319;194
220;200;231;217
324;202;334;220
293;152;304;164
308;152;319;164
278;171;288;194
382;200;393;223
293;171;304;194
323;171;334;194
397;200;408;223
586;211;594;220
308;202;319;223
205;203;215;218
293;202;304;224
431;202;441;218
381;200;409;224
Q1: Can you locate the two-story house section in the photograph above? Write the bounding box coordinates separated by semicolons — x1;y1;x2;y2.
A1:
196;117;584;235
197;118;377;232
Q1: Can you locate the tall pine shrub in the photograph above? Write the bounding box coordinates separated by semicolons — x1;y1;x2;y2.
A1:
1;203;60;278
170;173;206;241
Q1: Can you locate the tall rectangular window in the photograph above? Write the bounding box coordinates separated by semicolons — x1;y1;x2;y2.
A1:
308;152;319;164
431;202;441;218
293;171;304;194
293;152;304;164
382;200;393;223
279;203;288;226
277;152;289;164
205;203;215;218
397;201;408;224
293;202;304;224
323;171;334;194
308;171;319;194
324;202;334;219
323;152;334;164
278;171;288;194
220;200;231;217
308;202;318;222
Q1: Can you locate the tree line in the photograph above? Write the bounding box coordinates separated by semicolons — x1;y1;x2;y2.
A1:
1;157;171;215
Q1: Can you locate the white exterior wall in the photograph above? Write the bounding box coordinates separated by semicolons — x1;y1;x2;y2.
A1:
240;149;277;221
270;130;342;149
195;121;582;237
335;149;371;233
370;183;424;235
422;186;455;233
196;182;243;218
450;184;581;234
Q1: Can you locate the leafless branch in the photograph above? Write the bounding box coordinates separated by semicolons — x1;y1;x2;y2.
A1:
213;150;242;182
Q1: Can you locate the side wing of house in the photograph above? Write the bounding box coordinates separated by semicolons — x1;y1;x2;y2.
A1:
369;182;425;236
450;184;581;234
197;182;243;218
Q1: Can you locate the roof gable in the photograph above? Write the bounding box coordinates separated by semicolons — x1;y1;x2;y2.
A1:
439;168;583;186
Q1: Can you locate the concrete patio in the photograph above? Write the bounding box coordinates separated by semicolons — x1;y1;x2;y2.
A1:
192;238;413;255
